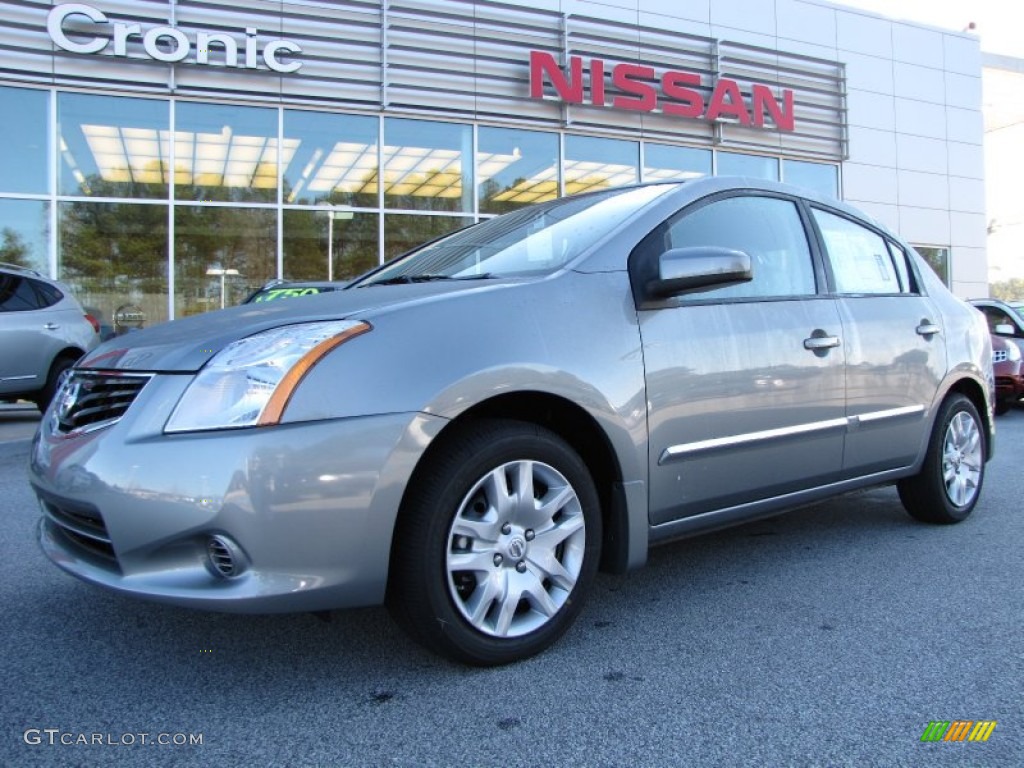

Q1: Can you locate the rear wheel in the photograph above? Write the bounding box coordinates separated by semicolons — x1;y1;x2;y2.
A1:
387;419;601;666
898;394;985;524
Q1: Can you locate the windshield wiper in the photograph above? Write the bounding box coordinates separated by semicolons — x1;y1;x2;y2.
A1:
361;273;496;287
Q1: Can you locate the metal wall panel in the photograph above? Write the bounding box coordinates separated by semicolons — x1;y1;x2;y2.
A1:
0;0;847;159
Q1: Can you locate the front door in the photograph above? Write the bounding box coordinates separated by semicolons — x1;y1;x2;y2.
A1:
637;194;846;525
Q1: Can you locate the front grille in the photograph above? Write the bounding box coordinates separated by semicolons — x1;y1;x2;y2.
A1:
39;494;119;567
993;350;1009;363
56;371;151;433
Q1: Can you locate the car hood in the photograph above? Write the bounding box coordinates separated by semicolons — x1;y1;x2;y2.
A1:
77;280;510;373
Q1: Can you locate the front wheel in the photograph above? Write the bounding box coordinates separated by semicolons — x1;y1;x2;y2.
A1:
898;394;986;524
387;419;601;666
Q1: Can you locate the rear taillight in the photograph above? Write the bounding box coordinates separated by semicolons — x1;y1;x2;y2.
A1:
84;313;100;335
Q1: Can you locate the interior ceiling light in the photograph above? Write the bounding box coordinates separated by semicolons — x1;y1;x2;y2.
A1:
79;124;298;188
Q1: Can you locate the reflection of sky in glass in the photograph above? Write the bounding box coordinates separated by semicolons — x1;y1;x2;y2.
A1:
0;87;48;195
59;93;169;197
383;119;473;210
717;151;779;180
478;127;559;209
783;159;838;198
175;102;280;197
0;199;48;273
283;110;378;204
564;136;638;194
643;144;711;182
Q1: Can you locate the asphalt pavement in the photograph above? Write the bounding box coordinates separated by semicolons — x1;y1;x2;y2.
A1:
0;401;41;456
1;408;1021;767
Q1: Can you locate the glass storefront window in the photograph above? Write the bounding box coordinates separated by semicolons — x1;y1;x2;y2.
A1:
563;136;638;195
478;128;559;214
783;159;839;197
283;110;378;208
383;119;472;212
0;87;48;195
0;200;48;274
913;245;951;287
175;103;283;204
716;151;779;180
283;209;379;281
59;93;169;198
384;214;473;261
174;206;276;316
642;143;711;182
58;202;169;332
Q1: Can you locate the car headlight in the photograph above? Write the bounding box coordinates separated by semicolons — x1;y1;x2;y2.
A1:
1006;342;1022;362
165;320;371;433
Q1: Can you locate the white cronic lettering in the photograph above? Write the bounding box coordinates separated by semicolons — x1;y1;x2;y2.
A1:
196;32;238;67
245;27;259;69
113;23;141;57
48;3;108;55
45;4;303;73
263;40;302;73
143;27;190;63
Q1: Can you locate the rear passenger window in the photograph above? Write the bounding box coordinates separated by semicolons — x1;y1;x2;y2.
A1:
0;274;43;312
33;280;63;308
665;196;816;300
813;209;904;295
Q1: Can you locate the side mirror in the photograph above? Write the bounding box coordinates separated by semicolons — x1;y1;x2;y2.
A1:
994;323;1015;336
647;247;753;298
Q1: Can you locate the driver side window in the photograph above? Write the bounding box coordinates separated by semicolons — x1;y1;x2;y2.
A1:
664;196;816;300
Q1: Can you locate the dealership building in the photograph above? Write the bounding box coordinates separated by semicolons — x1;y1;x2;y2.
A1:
0;0;987;325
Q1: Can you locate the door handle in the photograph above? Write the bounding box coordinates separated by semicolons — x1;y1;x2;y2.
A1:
803;334;840;351
44;322;60;330
916;322;941;337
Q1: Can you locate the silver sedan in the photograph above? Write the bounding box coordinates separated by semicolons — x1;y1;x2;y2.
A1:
29;177;994;665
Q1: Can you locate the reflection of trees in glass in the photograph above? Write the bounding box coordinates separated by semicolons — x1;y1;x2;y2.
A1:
175;205;276;315
178;168;276;205
284;209;379;282
480;177;533;216
384;215;473;262
915;247;949;286
0;228;30;268
991;279;1024;301
59;185;168;327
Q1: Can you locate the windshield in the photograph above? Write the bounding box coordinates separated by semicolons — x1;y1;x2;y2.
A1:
356;184;673;286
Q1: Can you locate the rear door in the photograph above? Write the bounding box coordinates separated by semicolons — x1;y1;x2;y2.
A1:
809;208;946;476
636;193;847;524
0;274;62;394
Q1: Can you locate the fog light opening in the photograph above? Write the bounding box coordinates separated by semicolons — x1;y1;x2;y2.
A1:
206;535;244;579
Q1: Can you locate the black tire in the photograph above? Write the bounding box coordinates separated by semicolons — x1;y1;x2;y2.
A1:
387;418;601;666
994;399;1011;416
898;394;986;524
32;355;77;413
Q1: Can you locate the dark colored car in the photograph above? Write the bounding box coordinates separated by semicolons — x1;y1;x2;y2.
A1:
992;334;1024;414
244;281;345;304
970;298;1024;356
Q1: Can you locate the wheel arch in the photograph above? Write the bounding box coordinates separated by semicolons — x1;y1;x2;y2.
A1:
943;375;994;461
399;391;638;575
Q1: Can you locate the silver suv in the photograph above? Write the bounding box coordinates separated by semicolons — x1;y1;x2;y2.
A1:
0;264;100;410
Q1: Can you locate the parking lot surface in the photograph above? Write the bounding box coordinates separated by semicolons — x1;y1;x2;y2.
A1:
2;408;1022;767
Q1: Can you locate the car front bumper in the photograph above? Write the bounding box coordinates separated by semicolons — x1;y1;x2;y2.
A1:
30;373;446;613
